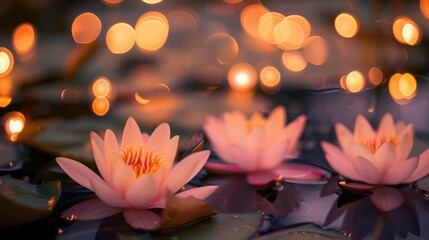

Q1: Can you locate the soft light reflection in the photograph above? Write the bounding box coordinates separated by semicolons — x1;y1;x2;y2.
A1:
0;47;14;77
335;13;359;38
303;36;328;65
205;32;238;64
368;67;383;85
3;111;25;142
345;70;365;93
393;17;421;46
259;12;285;44
92;77;111;98
275;15;311;50
389;73;404;100
60;88;79;102
71;12;102;44
281;51;307;72
398;73;417;99
92;97;110;116
12;23;37;57
240;4;269;38
223;0;243;3
228;62;257;92
106;23;136;54
260;66;281;94
135;12;169;51
142;0;163;4
135;92;151;104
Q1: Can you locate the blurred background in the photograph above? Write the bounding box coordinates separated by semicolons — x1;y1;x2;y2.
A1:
0;0;428;164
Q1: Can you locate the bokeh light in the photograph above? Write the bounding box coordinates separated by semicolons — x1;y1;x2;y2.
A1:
167;8;198;36
259;12;285;44
228;62;257;93
102;0;124;4
339;75;347;90
92;97;110;116
71;12;102;44
368;67;383;85
135;11;169;51
3;111;25;142
335;13;359;38
275;15;311;50
393;17;421;46
421;0;429;20
0;77;13;108
204;32;238;64
240;4;269;38
398;73;417;99
92;77;111;98
0;47;14;77
345;70;365;93
260;66;281;94
303;36;328;65
142;0;163;4
281;51;308;72
12;23;37;57
106;23;136;54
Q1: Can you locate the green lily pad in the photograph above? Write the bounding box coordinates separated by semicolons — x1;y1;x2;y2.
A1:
256;224;350;240
0;176;61;227
118;213;262;240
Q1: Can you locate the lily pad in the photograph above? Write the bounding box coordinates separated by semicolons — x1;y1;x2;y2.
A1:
256;224;350;240
118;213;262;240
0;176;61;227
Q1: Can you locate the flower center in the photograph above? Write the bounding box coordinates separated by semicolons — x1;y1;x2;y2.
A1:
120;145;165;177
361;134;397;154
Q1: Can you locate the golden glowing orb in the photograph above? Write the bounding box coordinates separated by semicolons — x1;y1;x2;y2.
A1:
12;23;37;56
345;70;365;93
71;12;102;44
228;62;257;92
335;13;359;38
0;48;14;77
92;77;111;98
106;23;136;54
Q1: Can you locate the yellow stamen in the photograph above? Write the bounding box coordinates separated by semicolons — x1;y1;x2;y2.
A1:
120;145;165;177
361;134;397;154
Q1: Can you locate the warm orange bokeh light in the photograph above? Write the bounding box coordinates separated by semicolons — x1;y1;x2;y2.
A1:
167;8;198;35
339;75;347;90
259;12;285;44
399;73;417;99
135;12;169;51
92;97;110;116
142;0;163;4
303;36;328;65
3;111;25;141
102;0;124;4
421;0;429;20
240;4;269;38
0;77;13;108
345;70;365;93
106;23;136;54
260;66;281;94
389;73;404;100
275;15;311;50
92;77;111;98
71;12;102;44
205;32;238;64
368;67;383;85
223;0;243;3
228;62;257;93
12;23;37;57
0;47;14;77
135;92;151;104
393;17;421;46
335;13;359;38
281;51;308;72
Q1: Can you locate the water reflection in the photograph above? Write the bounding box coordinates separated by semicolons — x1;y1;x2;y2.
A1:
325;186;429;239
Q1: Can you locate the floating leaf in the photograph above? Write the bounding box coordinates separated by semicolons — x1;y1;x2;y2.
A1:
256;224;350;240
0;176;61;227
118;213;262;240
157;190;216;230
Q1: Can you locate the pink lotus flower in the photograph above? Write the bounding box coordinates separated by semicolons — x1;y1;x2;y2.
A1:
203;106;324;185
322;113;429;186
56;118;217;230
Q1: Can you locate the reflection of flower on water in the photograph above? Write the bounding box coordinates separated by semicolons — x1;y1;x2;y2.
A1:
203;106;325;185
204;175;300;218
324;186;429;239
56;118;217;230
321;113;429;187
